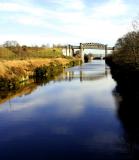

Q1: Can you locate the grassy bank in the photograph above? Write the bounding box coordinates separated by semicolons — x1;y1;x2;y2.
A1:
0;46;63;59
0;45;82;90
0;57;81;90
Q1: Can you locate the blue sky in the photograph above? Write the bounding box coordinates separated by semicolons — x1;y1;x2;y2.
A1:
0;0;139;46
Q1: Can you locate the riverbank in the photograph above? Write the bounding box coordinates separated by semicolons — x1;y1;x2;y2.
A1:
108;55;139;157
106;53;139;101
106;54;139;83
105;30;139;90
106;54;139;149
0;57;81;90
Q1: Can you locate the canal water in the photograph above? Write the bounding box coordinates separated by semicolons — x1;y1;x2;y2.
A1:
0;60;135;160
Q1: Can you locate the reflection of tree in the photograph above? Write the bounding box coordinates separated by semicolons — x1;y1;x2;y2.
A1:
8;99;12;111
0;82;37;105
0;68;65;105
113;76;139;159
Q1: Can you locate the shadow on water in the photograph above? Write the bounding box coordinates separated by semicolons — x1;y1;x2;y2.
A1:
112;73;139;159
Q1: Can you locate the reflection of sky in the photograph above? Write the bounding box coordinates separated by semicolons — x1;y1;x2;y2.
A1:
0;60;118;126
0;60;113;114
0;60;128;160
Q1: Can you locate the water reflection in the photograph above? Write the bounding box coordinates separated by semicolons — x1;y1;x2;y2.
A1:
0;82;37;105
59;70;108;82
58;61;109;82
0;60;108;108
0;60;134;160
113;78;139;159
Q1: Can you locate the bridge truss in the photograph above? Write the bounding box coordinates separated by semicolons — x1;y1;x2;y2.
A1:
61;42;114;62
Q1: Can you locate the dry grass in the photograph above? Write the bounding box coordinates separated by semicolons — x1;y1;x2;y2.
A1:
0;47;63;59
27;48;62;58
0;58;71;79
0;47;16;59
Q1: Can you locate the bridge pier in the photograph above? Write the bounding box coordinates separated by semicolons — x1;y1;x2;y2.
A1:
66;46;68;56
80;43;84;63
69;45;72;56
61;43;113;59
105;45;107;57
62;45;74;57
72;48;74;56
62;47;67;56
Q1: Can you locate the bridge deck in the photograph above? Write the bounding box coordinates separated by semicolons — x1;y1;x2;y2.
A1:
61;44;114;50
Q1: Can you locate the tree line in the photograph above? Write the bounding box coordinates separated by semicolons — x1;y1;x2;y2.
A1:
114;16;139;56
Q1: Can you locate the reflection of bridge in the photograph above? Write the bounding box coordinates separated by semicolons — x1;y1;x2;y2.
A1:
57;69;109;82
61;43;114;62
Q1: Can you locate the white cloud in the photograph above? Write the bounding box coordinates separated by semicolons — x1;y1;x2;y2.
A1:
92;0;128;18
51;0;85;11
0;2;46;16
0;33;79;46
0;0;136;46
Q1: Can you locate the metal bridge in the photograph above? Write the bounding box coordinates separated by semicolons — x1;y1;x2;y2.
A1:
61;43;114;62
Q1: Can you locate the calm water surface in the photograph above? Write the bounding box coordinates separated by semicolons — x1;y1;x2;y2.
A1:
0;60;134;160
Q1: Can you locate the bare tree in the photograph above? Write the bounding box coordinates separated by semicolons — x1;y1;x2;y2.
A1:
132;14;139;31
3;41;19;48
115;31;139;55
114;31;139;64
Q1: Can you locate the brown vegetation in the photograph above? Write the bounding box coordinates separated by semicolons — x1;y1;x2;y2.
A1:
0;46;63;60
106;31;139;70
0;41;81;90
0;58;74;79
